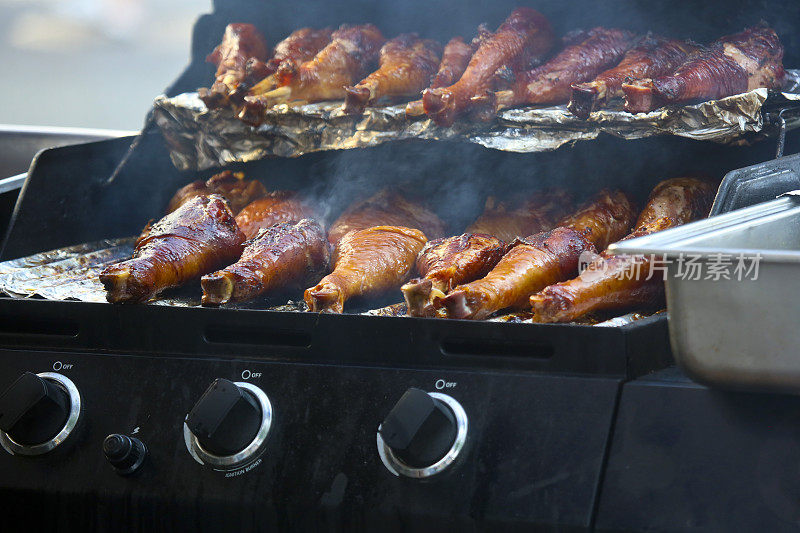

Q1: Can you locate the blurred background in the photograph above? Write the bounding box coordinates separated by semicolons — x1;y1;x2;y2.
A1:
0;0;208;130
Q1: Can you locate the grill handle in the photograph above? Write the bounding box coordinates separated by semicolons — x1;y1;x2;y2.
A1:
765;97;800;159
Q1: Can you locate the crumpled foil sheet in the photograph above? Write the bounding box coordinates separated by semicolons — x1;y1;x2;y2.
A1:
0;239;641;326
0;238;136;303
362;303;653;326
154;70;800;171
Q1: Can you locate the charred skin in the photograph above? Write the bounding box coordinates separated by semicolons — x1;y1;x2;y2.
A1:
305;226;427;313
623;25;785;113
568;35;698;118
100;195;245;303
438;227;595;320
402;233;506;317
437;189;635;320
344;34;442;114
403;190;570;317
166;171;267;215
275;24;386;95
466;189;572;243
558;189;636;251
234;57;275;101
199;23;270;109
422;8;555;126
530;178;715;322
529;250;666;323
495;28;636;111
402;190;571;317
327;189;445;245
268;27;334;75
431;36;476;89
406;36;475;117
240;24;385;123
235;192;316;240
201;219;330;306
632;177;716;229
232;27;333;102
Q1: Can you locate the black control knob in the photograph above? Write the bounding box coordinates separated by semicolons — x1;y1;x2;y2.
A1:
379;388;459;469
0;372;70;446
103;434;147;475
185;379;263;456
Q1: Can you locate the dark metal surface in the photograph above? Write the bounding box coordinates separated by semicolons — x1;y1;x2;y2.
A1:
597;367;800;533
712;152;800;215
0;136;139;260
0;125;129;181
0;126;128;248
0;349;621;532
0;298;670;378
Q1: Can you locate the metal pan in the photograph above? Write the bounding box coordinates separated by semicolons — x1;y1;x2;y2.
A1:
609;194;800;393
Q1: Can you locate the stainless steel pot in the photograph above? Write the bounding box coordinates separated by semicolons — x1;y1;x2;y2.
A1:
610;194;800;393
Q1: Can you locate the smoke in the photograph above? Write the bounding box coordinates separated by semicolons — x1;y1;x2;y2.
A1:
226;133;773;240
301;141;494;231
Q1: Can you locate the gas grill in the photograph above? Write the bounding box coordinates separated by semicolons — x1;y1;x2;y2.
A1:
0;1;799;531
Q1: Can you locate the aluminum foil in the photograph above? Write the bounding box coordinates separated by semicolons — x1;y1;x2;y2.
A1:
486;309;659;326
0;239;644;326
154;70;800;171
0;238;299;311
0;238;136;303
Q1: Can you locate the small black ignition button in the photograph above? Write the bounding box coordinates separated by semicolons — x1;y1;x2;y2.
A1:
103;434;147;475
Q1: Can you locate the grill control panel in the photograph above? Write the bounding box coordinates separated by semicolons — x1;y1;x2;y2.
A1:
0;349;621;531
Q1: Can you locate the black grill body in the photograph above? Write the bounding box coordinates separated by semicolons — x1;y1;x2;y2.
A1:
598;368;800;533
0;1;799;531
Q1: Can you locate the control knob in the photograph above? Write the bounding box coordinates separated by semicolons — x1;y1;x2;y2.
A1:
183;378;272;470
0;372;81;456
377;388;468;478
